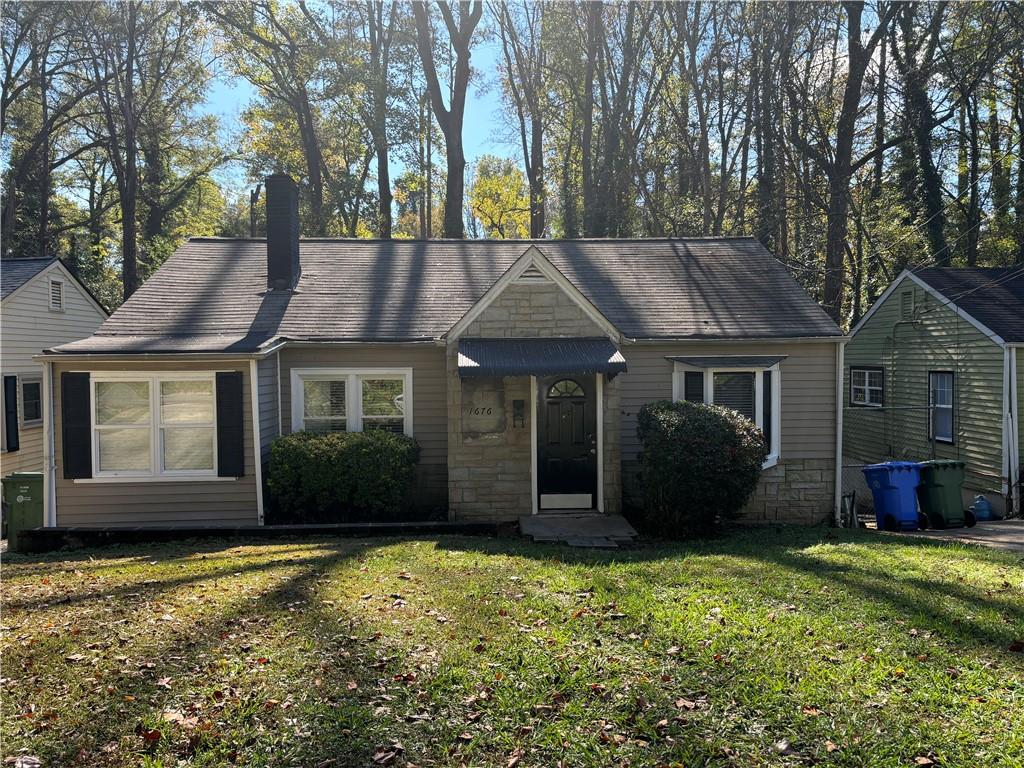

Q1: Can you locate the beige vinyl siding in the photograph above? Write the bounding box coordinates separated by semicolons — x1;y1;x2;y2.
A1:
844;275;1005;497
1;264;106;473
618;341;838;462
52;360;259;527
279;345;448;508
257;353;279;464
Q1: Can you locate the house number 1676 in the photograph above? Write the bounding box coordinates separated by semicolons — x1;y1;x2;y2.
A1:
468;407;493;416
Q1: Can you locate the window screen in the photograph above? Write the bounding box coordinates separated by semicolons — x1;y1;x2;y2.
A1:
303;380;347;433
684;371;704;402
713;372;755;420
21;381;41;423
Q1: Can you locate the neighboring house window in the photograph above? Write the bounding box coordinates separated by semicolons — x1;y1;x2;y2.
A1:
850;367;884;407
92;374;217;477
291;369;412;436
672;362;781;466
928;371;954;444
49;279;64;311
21;378;42;424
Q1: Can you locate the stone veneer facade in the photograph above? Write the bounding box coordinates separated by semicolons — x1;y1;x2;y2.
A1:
448;281;622;521
622;458;834;525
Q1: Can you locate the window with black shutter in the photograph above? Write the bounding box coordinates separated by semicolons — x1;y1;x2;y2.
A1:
62;372;92;478
3;376;20;452
216;371;245;477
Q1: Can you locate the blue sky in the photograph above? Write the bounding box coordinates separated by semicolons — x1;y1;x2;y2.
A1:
203;36;515;200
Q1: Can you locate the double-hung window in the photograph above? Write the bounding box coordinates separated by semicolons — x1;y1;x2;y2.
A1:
291;369;412;436
672;359;782;468
928;371;954;444
20;378;42;424
850;367;884;407
92;374;217;477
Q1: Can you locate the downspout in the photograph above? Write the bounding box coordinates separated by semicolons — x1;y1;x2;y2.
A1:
41;360;56;526
834;340;845;526
1010;347;1021;516
249;360;265;525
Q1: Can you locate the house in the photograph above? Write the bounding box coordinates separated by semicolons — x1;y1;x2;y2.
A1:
2;258;108;475
35;174;844;529
844;267;1023;517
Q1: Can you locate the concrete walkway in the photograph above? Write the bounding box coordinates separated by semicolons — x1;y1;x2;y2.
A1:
901;519;1024;553
520;513;639;548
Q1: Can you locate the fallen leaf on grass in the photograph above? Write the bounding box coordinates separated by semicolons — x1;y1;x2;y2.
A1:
914;757;936;766
347;681;359;690
825;740;839;753
371;743;404;764
801;706;822;716
156;677;173;689
674;698;696;710
1008;640;1024;653
12;757;42;768
507;747;524;767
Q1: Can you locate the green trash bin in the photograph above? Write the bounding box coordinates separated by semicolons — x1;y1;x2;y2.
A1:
2;472;44;551
916;460;974;529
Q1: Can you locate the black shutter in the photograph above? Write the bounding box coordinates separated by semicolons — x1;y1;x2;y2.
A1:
683;371;705;403
762;370;772;449
3;376;19;452
216;371;245;477
62;372;91;478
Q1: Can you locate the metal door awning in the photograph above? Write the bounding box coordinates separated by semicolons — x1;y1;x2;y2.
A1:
458;338;627;378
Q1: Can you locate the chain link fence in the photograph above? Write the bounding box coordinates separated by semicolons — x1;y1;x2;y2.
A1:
840;404;1011;527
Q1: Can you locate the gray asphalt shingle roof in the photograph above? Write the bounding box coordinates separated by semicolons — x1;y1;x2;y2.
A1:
50;238;842;354
914;266;1024;343
1;258;57;301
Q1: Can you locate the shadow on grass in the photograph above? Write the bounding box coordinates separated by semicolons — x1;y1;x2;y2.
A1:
433;526;1024;656
1;541;413;767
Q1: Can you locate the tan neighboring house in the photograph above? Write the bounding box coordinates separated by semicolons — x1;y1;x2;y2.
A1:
2;258;107;477
37;175;844;529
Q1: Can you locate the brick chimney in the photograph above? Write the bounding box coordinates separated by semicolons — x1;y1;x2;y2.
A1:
265;174;300;290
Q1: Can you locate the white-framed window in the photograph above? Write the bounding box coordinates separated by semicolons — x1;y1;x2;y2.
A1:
20;377;42;425
49;279;64;312
91;372;218;478
290;368;413;436
672;361;782;468
850;367;884;407
928;371;954;444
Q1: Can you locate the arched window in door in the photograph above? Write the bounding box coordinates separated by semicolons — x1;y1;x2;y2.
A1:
547;379;585;398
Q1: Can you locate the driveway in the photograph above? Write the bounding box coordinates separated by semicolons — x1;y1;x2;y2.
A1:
903;519;1024;553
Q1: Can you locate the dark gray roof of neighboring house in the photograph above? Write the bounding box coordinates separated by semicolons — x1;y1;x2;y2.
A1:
49;238;842;354
914;266;1024;343
1;257;57;301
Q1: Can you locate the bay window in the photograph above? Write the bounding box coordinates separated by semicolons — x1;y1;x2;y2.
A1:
672;358;782;467
92;374;218;477
291;368;412;436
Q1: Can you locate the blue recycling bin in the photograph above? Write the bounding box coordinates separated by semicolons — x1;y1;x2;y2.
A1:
862;462;923;532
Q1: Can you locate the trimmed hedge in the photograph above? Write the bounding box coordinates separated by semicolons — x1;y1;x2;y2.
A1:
637;400;767;537
267;430;420;523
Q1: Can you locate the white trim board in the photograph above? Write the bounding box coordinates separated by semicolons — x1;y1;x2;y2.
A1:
444;245;621;342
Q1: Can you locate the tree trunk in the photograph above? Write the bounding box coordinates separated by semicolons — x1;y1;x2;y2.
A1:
580;0;601;236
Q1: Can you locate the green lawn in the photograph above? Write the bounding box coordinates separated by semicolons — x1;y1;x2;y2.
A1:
2;528;1022;767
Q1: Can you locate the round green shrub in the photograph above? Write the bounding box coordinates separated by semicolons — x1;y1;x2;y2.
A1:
267;430;420;523
636;400;767;537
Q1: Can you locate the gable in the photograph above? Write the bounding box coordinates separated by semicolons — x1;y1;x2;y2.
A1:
446;246;620;341
851;270;1005;347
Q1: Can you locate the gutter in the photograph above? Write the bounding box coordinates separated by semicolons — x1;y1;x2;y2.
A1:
835;339;847;526
623;335;847;345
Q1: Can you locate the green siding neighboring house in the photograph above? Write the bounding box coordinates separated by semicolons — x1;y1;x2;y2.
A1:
844;268;1022;516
